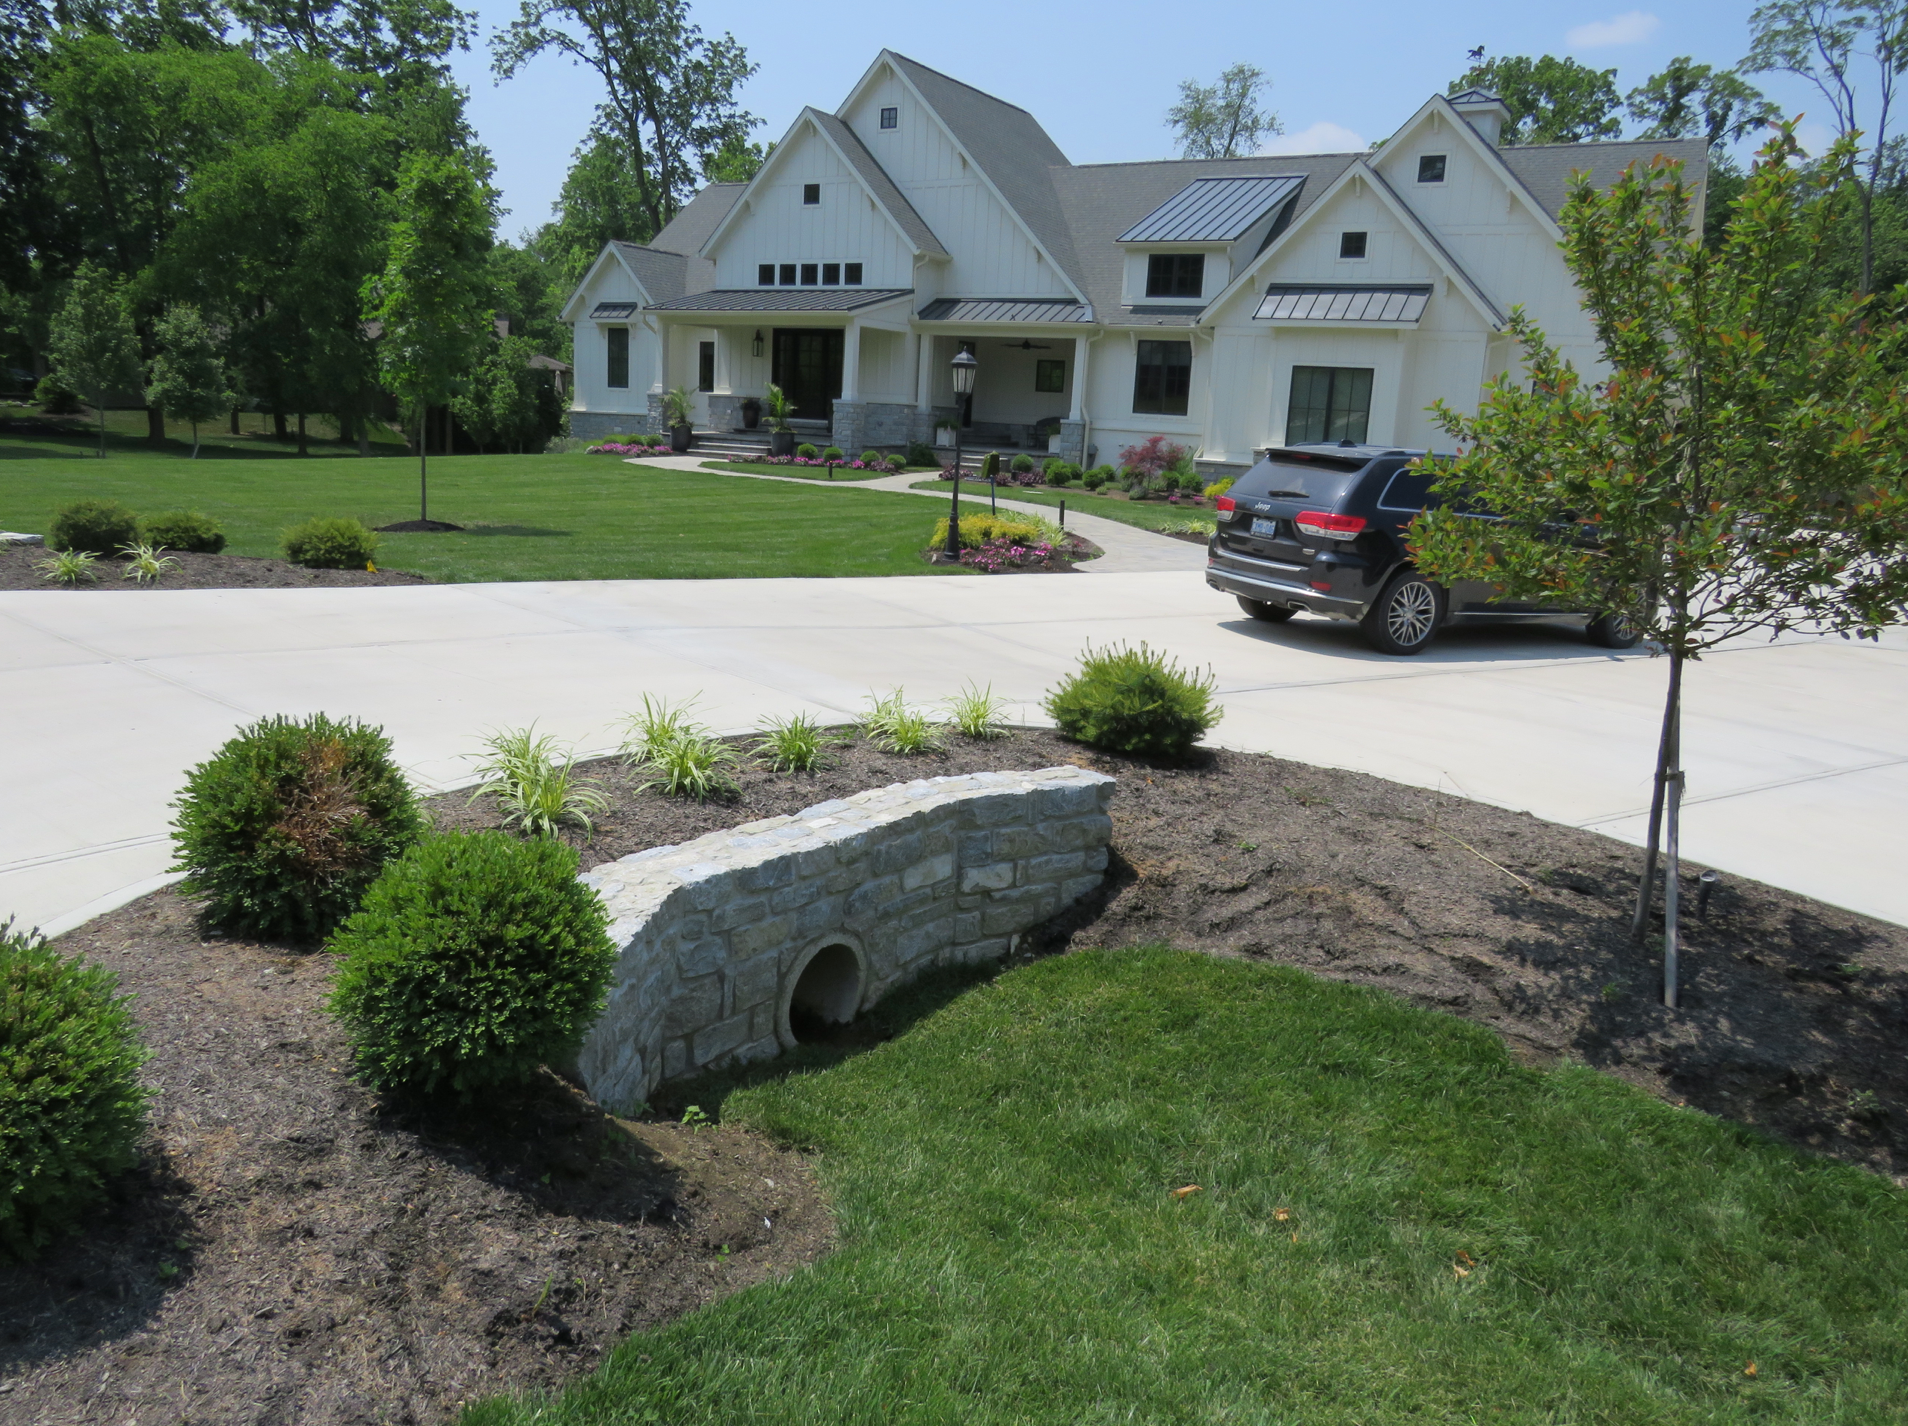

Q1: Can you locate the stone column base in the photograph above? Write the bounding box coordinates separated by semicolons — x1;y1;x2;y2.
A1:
1053;418;1087;465
568;410;650;442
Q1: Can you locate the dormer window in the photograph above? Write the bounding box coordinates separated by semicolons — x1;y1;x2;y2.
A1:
800;262;818;285
779;263;796;285
1145;253;1205;299
1417;154;1446;183
880;106;898;129
1339;232;1368;259
758;264;774;286
803;183;820;205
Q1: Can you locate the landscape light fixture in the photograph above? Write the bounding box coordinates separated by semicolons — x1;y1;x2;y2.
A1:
752;329;764;358
946;349;978;558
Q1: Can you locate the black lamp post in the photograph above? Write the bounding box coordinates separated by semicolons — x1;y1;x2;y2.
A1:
945;349;978;558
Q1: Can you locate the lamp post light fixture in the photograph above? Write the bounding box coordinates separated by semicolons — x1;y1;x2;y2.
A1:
945;349;978;559
751;329;765;358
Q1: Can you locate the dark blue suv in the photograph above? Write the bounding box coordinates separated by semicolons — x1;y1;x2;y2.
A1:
1204;443;1640;655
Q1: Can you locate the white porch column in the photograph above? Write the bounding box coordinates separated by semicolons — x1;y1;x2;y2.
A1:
915;330;934;410
1070;335;1089;420
840;319;861;402
647;318;668;395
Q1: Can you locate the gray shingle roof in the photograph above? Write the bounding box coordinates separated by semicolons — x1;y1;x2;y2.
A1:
885;53;1085;292
917;298;1091;323
608;244;689;305
650;184;745;256
643;288;914;313
1117;175;1306;243
1498;139;1710;221
1255;284;1432;324
807;108;948;256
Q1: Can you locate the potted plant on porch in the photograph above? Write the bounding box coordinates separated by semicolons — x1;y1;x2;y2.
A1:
739;395;762;429
663;386;694;452
765;383;796;456
934;417;960;448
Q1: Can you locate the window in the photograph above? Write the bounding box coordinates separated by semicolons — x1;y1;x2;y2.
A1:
1287;365;1373;444
1132;340;1191;415
822;262;841;285
803;182;820;205
1339;231;1368;259
1034;358;1066;393
697;341;715;393
606;327;629;389
1377;468;1437;512
1417;153;1446;183
844;262;863;285
1145;253;1205;299
879;106;898;129
800;262;819;285
758;263;775;286
779;263;796;285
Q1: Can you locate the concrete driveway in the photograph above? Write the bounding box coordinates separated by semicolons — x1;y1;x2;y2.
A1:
4;570;1904;937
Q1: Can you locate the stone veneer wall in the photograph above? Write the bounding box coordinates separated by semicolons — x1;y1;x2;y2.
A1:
568;410;651;442
575;767;1115;1111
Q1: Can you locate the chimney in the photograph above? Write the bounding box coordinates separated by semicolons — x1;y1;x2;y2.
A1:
1448;89;1512;147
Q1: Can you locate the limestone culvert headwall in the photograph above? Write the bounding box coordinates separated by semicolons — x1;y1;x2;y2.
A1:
575;766;1116;1110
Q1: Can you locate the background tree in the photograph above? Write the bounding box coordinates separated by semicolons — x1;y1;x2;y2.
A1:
1449;52;1623;143
493;0;758;237
47;261;144;456
1747;0;1908;291
526;131;658;283
146;302;236;457
702;132;769;183
451;331;559;452
1626;56;1779;148
1410;130;1908;1006
1167;63;1280;159
362;150;495;521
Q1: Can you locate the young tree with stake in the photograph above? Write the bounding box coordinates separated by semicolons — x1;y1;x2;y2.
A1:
146;304;236;457
1410;127;1908;1007
47;262;144;458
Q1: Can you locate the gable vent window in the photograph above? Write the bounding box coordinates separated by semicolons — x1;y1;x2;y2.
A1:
779;263;797;285
879;106;898;129
844;262;863;285
758;264;775;286
800;262;819;285
1339;231;1368;259
1417;154;1447;183
606;327;629;389
822;262;841;285
803;183;821;205
1145;253;1205;299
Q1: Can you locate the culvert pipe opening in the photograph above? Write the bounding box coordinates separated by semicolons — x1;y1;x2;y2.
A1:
788;943;863;1042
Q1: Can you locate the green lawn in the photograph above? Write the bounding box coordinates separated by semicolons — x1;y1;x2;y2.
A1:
908;477;1215;533
469;947;1908;1426
702;460;895;481
0;449;1001;581
0;403;411;461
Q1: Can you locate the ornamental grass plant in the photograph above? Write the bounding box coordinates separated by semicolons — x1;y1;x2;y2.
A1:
861;688;944;754
0;918;150;1261
943;682;1010;740
469;726;609;839
621;696;742;799
753;712;839;772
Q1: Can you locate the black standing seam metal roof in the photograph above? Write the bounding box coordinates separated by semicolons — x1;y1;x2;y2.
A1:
642;288;914;313
1254;284;1432;323
588;302;640;319
917;298;1091;323
1116;175;1306;243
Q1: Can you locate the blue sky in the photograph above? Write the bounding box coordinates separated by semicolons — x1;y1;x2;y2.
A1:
450;1;1834;241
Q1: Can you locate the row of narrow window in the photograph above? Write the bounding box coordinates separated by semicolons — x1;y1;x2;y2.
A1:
759;262;865;287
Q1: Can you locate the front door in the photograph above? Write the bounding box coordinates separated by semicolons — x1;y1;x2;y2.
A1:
772;328;844;422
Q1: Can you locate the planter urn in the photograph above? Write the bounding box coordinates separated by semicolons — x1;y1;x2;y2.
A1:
769;429;796;457
670;424;692;453
740;397;762;430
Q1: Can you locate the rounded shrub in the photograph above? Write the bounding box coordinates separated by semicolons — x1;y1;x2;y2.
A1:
326;832;616;1099
283;516;378;570
904;439;937;468
796;442;819;460
35;376;83;416
48;499;139;556
170;713;426;943
1082;466;1113;491
859;449;880;464
141;509;226;554
1010;453;1035;474
0;919;150;1261
820;445;845;462
1043;642;1223;761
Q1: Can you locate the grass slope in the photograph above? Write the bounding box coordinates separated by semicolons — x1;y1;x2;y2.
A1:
907;478;1214;533
0;452;999;581
469;947;1908;1426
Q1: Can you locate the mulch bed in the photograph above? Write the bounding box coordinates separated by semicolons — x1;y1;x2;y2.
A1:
0;544;431;592
4;727;1904;1422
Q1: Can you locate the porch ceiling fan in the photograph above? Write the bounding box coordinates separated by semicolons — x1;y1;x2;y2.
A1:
1000;339;1053;350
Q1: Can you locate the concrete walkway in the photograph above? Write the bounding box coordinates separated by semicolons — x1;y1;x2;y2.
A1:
4;563;1904;939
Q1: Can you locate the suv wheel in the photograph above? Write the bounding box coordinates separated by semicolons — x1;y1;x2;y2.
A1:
1236;595;1296;623
1586;612;1641;649
1361;572;1445;655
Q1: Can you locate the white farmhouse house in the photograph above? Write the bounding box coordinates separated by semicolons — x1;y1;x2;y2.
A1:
561;51;1706;471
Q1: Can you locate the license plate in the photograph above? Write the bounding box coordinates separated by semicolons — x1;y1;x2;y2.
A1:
1250;517;1280;538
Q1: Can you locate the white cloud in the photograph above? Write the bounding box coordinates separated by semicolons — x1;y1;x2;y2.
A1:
1259;121;1370;156
1567;10;1661;47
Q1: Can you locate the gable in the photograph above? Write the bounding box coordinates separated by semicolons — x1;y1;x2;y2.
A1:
561;245;655;323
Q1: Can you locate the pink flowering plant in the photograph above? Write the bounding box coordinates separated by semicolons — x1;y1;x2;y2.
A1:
759;453;901;473
959;535;1078;573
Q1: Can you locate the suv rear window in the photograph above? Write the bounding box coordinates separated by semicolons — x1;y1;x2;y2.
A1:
1377;469;1437;512
1232;454;1362;505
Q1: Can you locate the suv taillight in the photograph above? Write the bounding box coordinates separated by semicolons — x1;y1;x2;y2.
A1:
1294;511;1366;539
1215;496;1237;517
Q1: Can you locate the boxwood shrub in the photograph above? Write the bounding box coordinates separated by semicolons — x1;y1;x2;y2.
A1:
48;499;139;556
1044;642;1223;761
0;919;150;1261
141;509;226;553
820;445;844;462
170;713;426;943
283;517;378;570
796;442;819;460
326;832;616;1099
